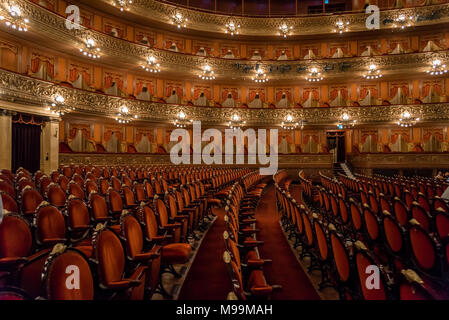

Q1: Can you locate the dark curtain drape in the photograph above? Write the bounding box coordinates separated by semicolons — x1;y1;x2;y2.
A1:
337;135;346;163
12;122;42;173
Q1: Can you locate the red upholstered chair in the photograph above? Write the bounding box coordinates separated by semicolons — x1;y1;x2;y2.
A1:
399;269;436;300
110;176;122;191
154;198;182;243
143;180;154;200
0;214;41;275
85;179;99;195
1;192;18;214
120;213;161;298
38;175;52;196
0;287;31;300
133;183;147;203
88;193;111;223
354;242;390;300
165;193;189;242
107;189;124;219
349;198;363;234
65;197;92;242
433;197;449;214
408;221;442;277
0;181;15;199
92;227;147;300
330;230;354;299
381;211;407;261
67;181;85;199
62;166;73;179
46;183;67;209
122;186;138;210
16;178;35;193
35;203;67;248
417;194;431;214
58;175;70;192
72;173;84;187
21;187;43;216
40;245;94;300
434;209;449;241
122;176;132;188
363;205;381;244
393;197;409;227
50;171;60;183
313;218;333;290
98;178;110;195
411;202;432;233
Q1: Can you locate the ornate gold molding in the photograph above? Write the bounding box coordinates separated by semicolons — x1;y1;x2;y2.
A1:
12;0;449;82
1;68;449;126
348;153;449;168
59;152;334;168
95;0;449;37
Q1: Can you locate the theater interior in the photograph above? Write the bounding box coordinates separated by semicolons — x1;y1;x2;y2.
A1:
0;0;449;302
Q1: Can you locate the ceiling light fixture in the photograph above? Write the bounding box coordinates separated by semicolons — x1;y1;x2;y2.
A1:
333;19;350;33
115;105;137;124
46;94;73;116
426;59;448;76
171;10;188;29
252;69;268;83
279;21;293;38
0;3;29;32
79;39;101;59
141;56;160;73
397;111;419;127
228;113;246;130
225;20;240;36
199;64;215;80
306;67;323;82
393;14;413;29
174;111;192;128
337;113;357;129
112;0;133;12
362;64;383;79
281;114;303;130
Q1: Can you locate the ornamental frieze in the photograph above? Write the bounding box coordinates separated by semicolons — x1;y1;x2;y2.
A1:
9;0;449;82
0;68;449;126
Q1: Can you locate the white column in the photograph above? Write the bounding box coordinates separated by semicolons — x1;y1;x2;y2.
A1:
41;119;59;174
0;111;12;170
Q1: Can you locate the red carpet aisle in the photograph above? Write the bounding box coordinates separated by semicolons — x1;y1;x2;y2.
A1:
256;186;321;300
178;208;232;300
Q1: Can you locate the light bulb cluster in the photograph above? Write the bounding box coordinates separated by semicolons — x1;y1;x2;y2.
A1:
363;64;383;79
79;39;101;59
141;56;161;73
397;111;420;127
199;64;215;80
393;14;413;29
112;0;133;12
0;3;29;32
279;22;293;38
252;69;268;83
306;67;323;82
174;111;192;128
228;114;246;130
427;59;448;76
337;113;357;129
333;20;349;33
171;11;188;29
46;95;74;116
281;114;301;130
115;106;138;124
225;20;240;36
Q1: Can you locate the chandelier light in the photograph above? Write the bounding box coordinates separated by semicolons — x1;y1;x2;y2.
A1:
174;111;192;128
199;64;215;80
225;20;240;36
46;94;73;116
279;21;293;38
362;64;383;79
306;67;323;82
397;111;420;127
426;59;448;76
0;3;29;32
79;39;101;59
112;0;133;12
141;56;160;73
252;69;268;83
228;113;246;130
393;14;413;29
115;105;137;124
281;114;302;130
337;113;357;129
333;19;349;33
171;10;188;29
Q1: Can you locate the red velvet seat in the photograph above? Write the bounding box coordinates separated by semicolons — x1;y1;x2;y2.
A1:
68;181;85;199
46;183;66;208
93;228;147;300
88;193;111;223
1;192;18;214
21;187;43;216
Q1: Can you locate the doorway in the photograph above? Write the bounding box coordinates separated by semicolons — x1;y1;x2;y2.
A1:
327;131;346;163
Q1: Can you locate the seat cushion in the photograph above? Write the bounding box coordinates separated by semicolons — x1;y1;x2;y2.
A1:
162;243;192;265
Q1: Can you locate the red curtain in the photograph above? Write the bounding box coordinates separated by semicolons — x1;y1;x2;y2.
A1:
165;86;183;98
222;90;238;101
276;90;291;101
249;91;265;102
